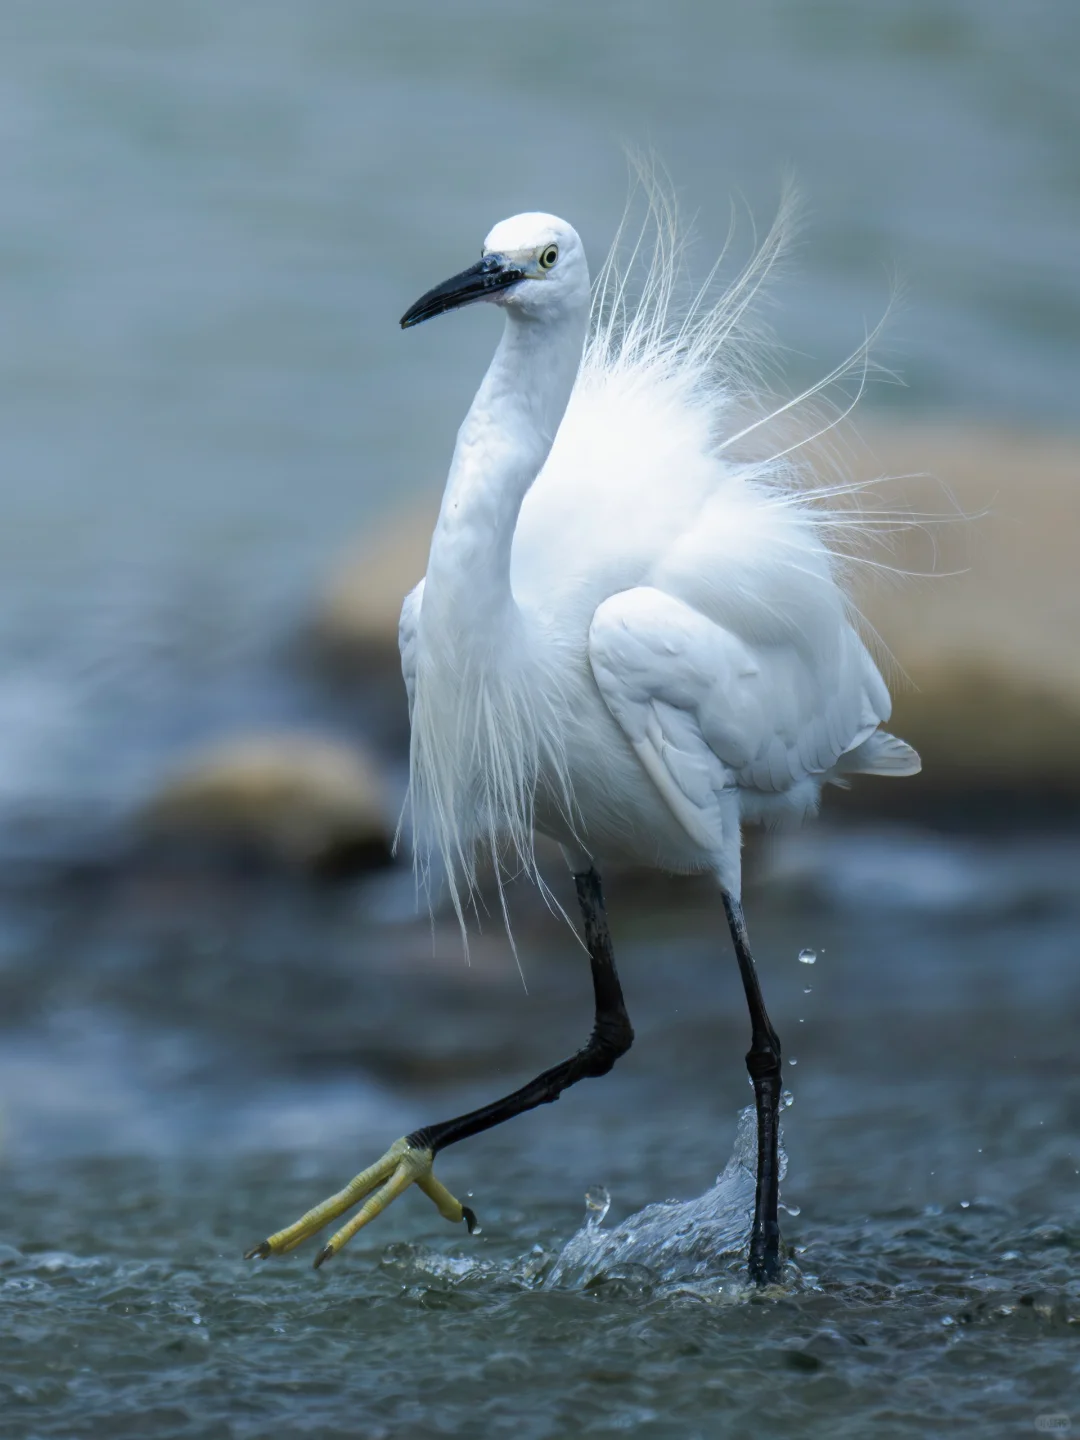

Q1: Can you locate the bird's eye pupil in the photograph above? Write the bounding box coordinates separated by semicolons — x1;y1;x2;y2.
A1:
540;246;558;269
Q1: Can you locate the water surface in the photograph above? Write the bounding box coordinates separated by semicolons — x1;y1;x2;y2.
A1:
2;830;1077;1436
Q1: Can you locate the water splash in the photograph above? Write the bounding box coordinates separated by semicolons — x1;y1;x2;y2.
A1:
583;1184;611;1230
545;1107;787;1292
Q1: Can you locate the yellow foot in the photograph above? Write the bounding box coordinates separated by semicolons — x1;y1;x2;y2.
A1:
244;1138;477;1269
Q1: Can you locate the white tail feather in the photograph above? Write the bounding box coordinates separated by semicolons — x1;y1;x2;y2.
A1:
835;730;922;778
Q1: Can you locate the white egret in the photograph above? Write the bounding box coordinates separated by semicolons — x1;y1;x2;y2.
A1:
248;197;920;1285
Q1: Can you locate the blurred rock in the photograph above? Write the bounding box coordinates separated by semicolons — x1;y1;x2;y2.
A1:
849;425;1080;814
311;426;1080;811
139;734;393;876
312;504;437;668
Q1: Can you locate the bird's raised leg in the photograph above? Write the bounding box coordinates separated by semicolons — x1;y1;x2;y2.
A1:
246;867;633;1268
722;891;783;1285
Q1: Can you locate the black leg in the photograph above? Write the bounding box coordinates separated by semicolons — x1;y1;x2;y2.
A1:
406;866;634;1158
245;868;634;1267
722;892;783;1285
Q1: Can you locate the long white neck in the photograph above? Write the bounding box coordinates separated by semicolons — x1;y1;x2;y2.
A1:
422;304;587;644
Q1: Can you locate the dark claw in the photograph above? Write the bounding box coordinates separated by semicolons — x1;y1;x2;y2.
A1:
313;1244;334;1270
462;1205;479;1235
244;1241;272;1260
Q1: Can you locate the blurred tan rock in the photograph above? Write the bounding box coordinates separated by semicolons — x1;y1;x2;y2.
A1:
312;425;1080;804
313;505;437;667
851;425;1080;806
141;734;393;874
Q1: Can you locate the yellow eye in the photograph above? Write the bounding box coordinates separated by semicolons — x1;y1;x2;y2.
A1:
538;244;559;270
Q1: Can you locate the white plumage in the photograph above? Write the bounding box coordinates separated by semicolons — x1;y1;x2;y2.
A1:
399;195;919;924
245;186;922;1278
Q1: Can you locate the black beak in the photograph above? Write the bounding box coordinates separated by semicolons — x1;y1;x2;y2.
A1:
400;254;526;329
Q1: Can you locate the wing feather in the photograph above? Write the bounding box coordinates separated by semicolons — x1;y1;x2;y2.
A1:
589;586;894;855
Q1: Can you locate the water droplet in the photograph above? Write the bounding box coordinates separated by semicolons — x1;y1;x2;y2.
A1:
941;1314;955;1327
584;1185;611;1231
779;1204;801;1216
781;1090;795;1108
797;949;817;965
789;1057;798;1066
1001;1250;1019;1261
960;1200;970;1209
803;986;812;994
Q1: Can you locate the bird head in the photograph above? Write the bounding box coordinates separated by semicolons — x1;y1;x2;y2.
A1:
400;213;589;329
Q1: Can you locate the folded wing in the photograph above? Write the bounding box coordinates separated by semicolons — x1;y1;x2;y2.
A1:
589;585;917;860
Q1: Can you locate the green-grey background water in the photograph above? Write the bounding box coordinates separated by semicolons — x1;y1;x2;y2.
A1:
1;2;1079;1437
